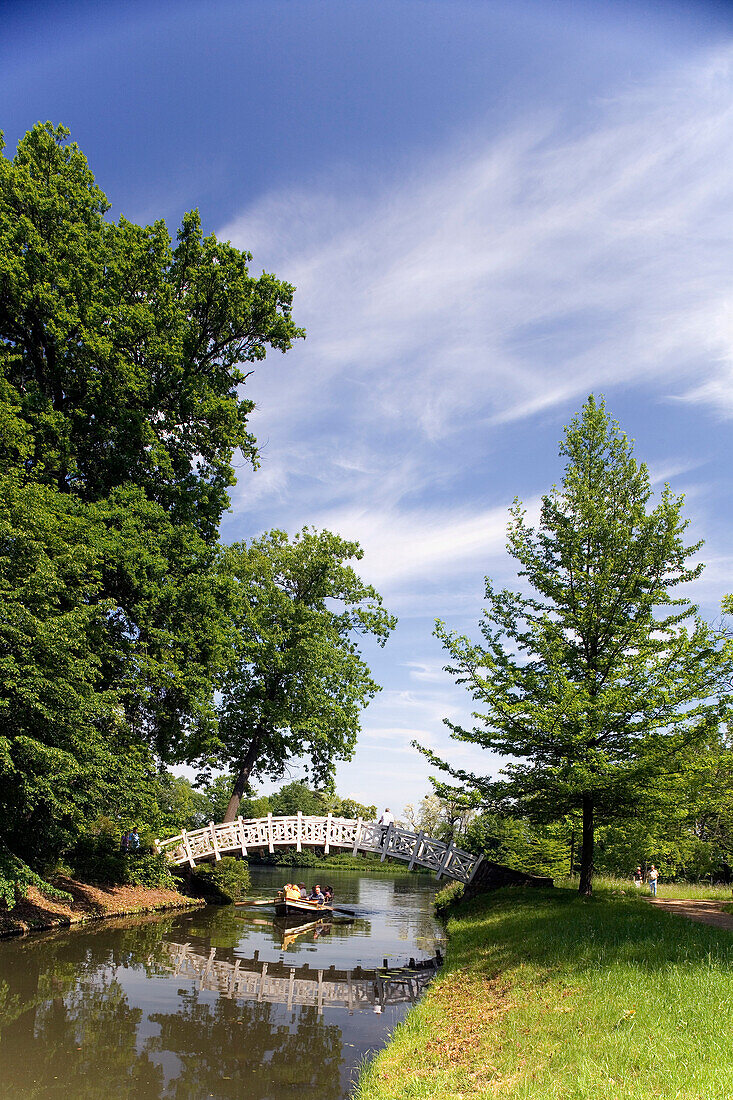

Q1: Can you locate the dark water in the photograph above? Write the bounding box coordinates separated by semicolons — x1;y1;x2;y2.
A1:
0;867;445;1099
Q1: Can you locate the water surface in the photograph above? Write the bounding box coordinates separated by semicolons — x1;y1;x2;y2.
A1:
0;867;445;1099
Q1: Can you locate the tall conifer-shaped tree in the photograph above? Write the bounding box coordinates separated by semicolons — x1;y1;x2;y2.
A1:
422;397;731;893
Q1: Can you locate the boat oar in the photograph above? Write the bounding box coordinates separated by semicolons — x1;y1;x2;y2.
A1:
331;905;357;916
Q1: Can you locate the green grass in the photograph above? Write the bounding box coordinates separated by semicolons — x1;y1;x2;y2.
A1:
556;875;733;900
354;882;733;1100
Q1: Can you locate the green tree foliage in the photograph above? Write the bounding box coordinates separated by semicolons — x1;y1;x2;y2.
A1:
269;781;323;816
421;397;732;894
193;855;250;901
403;793;479;844
211;528;396;820
0;122;301;522
463;813;571;879
0;122;302;899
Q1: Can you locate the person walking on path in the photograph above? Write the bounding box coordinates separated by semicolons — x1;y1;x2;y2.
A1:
633;866;643;889
648;864;658;896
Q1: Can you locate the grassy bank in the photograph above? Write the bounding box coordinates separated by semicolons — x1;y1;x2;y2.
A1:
355;883;733;1099
0;877;202;938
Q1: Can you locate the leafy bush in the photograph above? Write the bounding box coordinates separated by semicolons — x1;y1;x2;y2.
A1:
0;840;72;909
434;881;464;917
125;852;177;890
69;827;177;890
71;830;126;884
270;850;319;867
194;857;250;901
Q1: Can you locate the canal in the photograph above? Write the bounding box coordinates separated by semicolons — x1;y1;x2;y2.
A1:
0;867;446;1099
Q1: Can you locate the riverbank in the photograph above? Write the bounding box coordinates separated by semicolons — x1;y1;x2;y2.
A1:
0;876;201;938
355;884;733;1100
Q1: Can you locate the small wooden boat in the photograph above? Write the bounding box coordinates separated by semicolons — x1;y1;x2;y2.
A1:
273;897;334;919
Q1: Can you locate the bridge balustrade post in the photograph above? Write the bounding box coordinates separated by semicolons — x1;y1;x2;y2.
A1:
236;816;248;856
209;821;221;861
181;829;196;868
436;840;455;881
324;812;332;854
352;817;363;856
267;812;274;854
381;822;393;862
297;810;303;852
464;852;484;886
408;830;425;871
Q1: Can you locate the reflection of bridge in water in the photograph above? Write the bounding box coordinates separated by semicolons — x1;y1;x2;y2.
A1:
156;815;483;883
160;942;442;1015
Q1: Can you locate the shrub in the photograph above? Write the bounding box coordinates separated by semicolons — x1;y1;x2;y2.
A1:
194;857;250;901
0;840;72;909
125;852;177;890
434;881;464;917
69;829;178;890
71;830;126;884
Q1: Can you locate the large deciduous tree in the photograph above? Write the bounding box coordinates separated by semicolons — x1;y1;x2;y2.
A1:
0;123;302;888
421;397;732;894
211;528;396;822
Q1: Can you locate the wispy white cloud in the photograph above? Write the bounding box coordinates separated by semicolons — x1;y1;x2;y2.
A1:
223;45;733;463
302;500;533;587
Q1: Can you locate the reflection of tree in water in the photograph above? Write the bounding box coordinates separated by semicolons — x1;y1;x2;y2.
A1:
2;973;162;1099
149;990;343;1100
0;919;178;1099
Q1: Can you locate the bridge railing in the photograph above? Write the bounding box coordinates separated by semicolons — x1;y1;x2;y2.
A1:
159;942;441;1015
155;814;483;884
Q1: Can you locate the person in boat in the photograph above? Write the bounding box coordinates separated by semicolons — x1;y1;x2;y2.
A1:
284;882;301;901
324;885;334;903
298;882;307;899
308;884;325;905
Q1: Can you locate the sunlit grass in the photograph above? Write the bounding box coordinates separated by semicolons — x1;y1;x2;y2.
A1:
354;883;733;1100
556;875;733;901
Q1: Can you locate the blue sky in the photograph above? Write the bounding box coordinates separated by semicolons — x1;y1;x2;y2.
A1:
4;0;733;816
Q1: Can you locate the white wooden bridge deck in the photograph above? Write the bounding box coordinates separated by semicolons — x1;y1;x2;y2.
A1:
160;942;441;1015
156;815;483;884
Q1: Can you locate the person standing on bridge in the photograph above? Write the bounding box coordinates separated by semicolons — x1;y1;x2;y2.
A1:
379;808;395;842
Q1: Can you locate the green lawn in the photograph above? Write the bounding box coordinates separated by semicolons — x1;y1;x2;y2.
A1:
354;883;733;1099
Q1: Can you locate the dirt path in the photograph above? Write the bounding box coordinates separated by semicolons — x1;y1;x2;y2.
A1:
647;897;733;931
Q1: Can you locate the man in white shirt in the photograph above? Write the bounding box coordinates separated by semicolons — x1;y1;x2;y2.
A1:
379;808;395;841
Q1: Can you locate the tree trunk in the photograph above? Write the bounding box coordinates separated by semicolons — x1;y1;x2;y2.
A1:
222;734;262;822
578;795;594;895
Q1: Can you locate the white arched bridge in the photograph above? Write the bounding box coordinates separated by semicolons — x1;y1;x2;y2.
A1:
155;815;484;885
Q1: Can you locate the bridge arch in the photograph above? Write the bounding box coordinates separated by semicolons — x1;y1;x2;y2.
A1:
155;815;483;885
